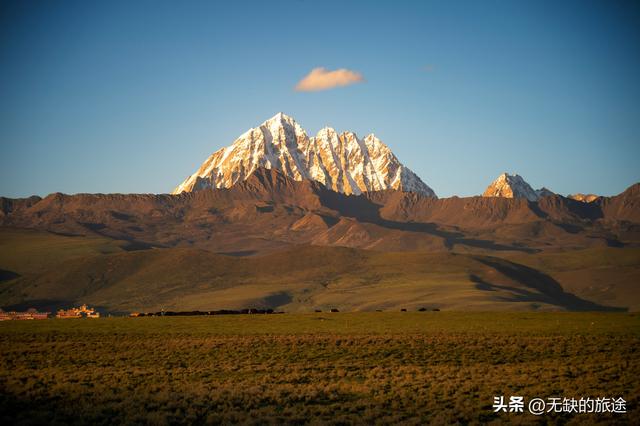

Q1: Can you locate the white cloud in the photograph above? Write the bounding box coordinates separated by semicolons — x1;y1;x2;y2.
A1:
295;67;364;92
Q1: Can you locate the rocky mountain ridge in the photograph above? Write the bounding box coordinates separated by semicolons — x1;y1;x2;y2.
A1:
172;113;436;197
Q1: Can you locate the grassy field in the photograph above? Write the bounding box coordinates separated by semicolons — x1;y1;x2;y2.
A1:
3;228;638;313
1;312;638;424
0;228;128;274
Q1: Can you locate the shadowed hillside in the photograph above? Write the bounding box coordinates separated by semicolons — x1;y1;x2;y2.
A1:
1;168;638;313
0;228;630;313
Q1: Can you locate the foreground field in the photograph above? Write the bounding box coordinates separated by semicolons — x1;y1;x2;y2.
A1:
1;313;638;424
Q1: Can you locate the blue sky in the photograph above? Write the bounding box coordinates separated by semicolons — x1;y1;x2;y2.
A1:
1;0;639;197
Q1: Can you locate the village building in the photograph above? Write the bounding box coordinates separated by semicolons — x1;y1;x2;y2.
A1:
56;304;100;319
0;308;51;321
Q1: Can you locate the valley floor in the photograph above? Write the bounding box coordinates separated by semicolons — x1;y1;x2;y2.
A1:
1;312;638;425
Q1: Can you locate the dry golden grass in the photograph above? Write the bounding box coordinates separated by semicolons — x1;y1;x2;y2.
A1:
1;313;638;424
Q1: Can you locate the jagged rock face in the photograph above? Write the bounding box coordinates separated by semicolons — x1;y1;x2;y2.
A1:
482;173;550;202
172;113;436;197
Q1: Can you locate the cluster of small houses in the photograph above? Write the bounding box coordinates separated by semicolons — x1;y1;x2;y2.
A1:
1;305;441;320
0;304;100;321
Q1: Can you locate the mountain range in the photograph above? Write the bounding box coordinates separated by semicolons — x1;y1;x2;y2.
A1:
1;114;638;313
173;113;435;196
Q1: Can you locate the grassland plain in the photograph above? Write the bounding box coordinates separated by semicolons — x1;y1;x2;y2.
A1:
1;312;638;425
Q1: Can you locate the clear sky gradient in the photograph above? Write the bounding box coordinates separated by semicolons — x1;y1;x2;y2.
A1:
1;0;639;198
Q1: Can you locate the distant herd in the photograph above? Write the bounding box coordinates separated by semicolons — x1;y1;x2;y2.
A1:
130;308;281;317
130;308;441;317
1;307;444;320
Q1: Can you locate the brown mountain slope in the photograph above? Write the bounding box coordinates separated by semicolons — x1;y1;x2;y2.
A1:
1;168;638;255
1;169;639;313
0;232;625;313
599;183;640;223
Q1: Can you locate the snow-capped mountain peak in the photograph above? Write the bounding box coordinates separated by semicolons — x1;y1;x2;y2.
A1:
482;172;548;201
173;113;436;197
261;112;302;133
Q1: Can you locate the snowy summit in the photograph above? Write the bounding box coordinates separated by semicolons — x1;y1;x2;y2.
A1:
482;173;554;201
172;113;436;197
